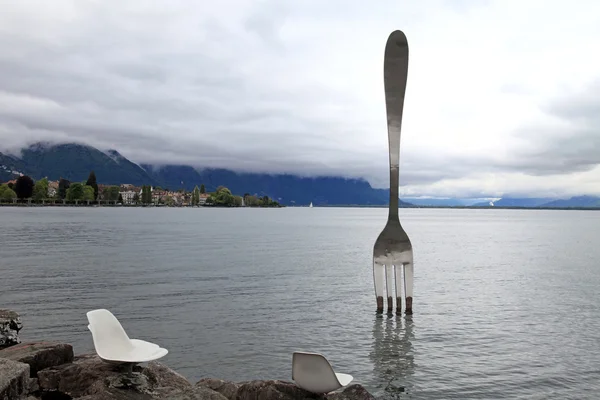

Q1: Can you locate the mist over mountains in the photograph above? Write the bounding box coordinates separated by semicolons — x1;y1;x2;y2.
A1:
0;142;405;206
1;142;599;208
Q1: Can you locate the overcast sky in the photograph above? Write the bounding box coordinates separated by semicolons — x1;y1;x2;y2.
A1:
0;0;599;197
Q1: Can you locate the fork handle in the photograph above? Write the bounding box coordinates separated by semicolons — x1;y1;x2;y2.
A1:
383;31;409;220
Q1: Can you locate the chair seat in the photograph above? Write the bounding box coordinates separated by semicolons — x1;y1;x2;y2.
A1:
127;339;168;361
100;339;168;363
335;373;353;387
87;324;168;363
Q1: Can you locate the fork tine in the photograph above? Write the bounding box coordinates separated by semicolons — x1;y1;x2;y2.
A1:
385;264;394;313
373;261;386;313
394;264;403;315
404;262;414;314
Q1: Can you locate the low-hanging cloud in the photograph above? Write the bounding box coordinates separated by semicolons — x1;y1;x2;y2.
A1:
0;0;599;197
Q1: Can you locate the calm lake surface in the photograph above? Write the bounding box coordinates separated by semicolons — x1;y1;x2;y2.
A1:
1;207;599;399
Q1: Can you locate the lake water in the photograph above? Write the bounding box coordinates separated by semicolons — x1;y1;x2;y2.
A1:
1;207;599;399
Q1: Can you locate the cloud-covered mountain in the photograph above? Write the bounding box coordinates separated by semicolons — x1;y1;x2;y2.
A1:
15;142;158;186
0;152;27;182
142;163;412;206
0;142;410;206
3;142;599;208
396;195;600;209
402;197;487;207
473;198;555;207
472;196;600;208
540;196;600;208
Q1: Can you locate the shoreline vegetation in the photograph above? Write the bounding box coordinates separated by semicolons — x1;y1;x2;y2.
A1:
1;171;283;208
0;202;282;208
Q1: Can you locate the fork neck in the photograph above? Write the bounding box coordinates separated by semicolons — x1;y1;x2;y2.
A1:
388;164;399;220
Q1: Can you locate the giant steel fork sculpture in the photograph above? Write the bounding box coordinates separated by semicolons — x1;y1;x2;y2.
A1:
372;30;414;315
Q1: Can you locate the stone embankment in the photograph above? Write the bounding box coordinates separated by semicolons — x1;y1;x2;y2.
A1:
0;309;375;400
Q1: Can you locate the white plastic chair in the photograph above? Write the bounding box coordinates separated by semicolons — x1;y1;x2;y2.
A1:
292;351;353;394
86;309;168;363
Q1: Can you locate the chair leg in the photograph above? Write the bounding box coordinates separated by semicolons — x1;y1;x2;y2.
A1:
112;362;130;372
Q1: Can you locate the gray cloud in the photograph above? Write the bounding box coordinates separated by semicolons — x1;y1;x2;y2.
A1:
503;81;600;176
0;0;599;197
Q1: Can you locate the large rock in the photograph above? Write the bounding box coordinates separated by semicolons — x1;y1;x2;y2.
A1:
235;380;322;400
0;309;22;349
143;362;229;400
327;385;377;400
197;379;377;400
75;393;152;400
143;361;193;391
154;385;229;400
0;341;74;377
196;378;240;400
0;358;29;399
38;353;228;399
38;353;146;398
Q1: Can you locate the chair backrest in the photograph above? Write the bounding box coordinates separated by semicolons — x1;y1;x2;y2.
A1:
86;309;133;359
292;351;340;394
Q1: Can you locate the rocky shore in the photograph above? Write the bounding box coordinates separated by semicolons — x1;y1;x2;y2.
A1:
1;310;375;400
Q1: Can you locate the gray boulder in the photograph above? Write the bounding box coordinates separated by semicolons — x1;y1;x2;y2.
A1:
328;385;377;400
196;378;240;400
144;361;228;400
235;380;322;400
0;310;22;349
196;379;376;400
0;341;74;377
37;353;228;399
0;358;29;400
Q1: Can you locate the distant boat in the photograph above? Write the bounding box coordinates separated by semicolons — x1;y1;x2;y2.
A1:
309;202;313;208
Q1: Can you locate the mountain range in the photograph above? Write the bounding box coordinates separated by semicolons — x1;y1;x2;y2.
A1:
1;142;599;208
0;142;410;206
471;196;600;208
478;197;554;207
411;196;600;208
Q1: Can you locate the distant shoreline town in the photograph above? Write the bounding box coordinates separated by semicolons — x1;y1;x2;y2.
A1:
0;171;282;208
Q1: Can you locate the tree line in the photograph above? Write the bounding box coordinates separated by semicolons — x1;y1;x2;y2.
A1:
202;186;280;207
0;171;107;202
1;172;281;207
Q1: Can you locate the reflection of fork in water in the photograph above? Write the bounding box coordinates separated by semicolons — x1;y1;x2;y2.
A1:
369;315;415;398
